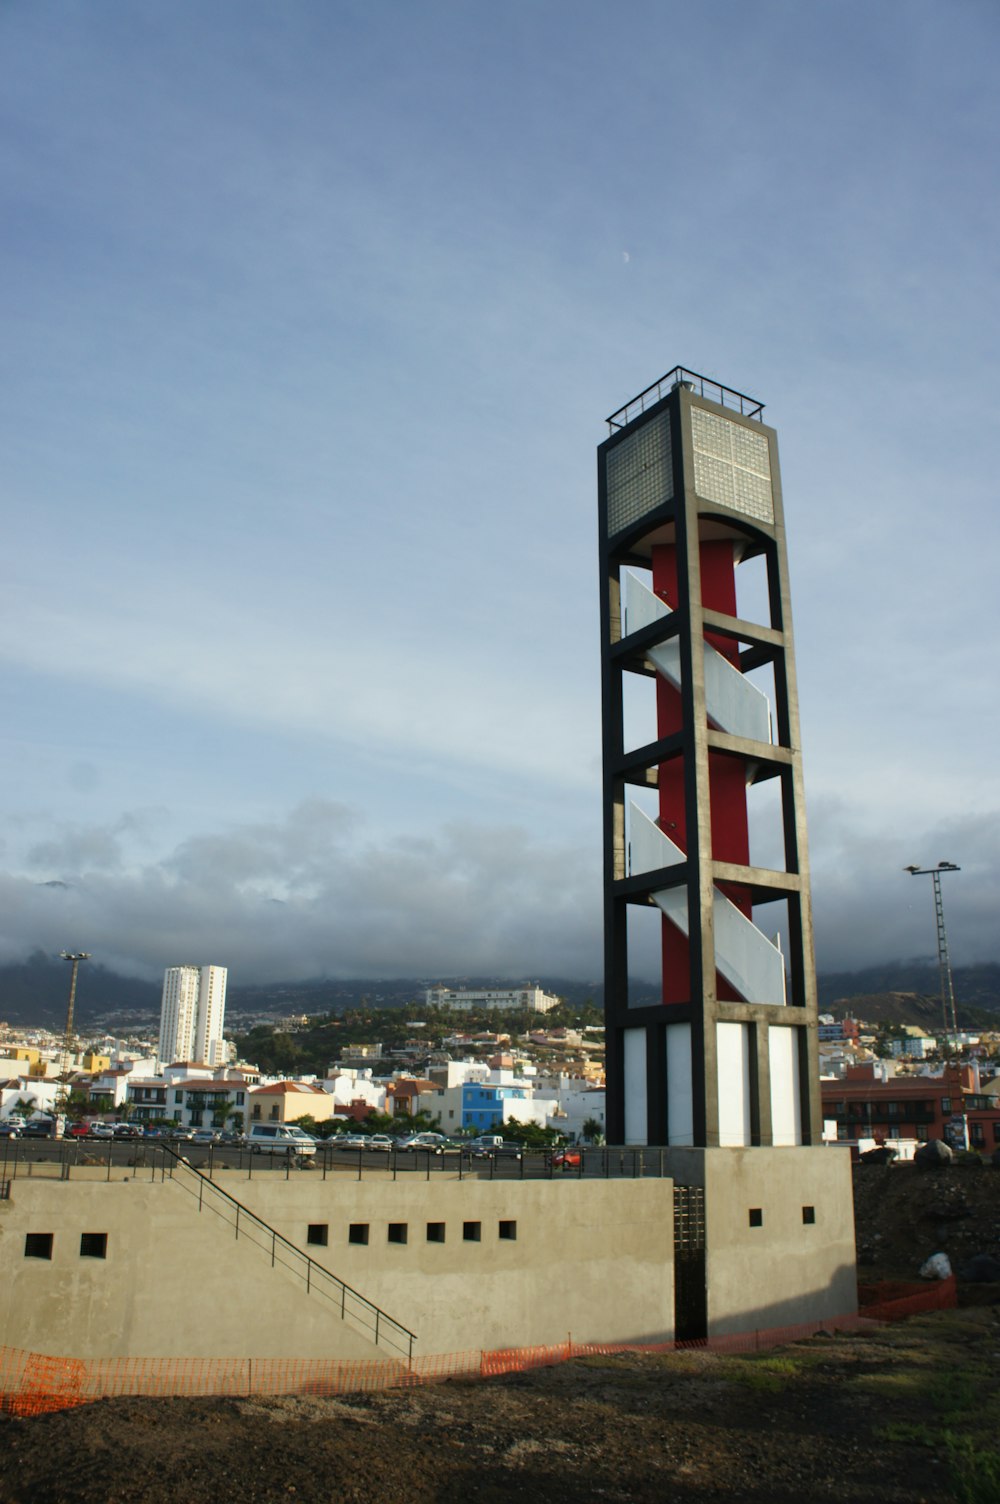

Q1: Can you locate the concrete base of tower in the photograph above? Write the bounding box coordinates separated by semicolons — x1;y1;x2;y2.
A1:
663;1145;857;1338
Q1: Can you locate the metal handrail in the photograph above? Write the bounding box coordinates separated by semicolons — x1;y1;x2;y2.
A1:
159;1147;416;1362
606;366;765;432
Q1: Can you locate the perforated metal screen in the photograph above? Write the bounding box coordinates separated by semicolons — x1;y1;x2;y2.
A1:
691;407;773;523
605;412;673;536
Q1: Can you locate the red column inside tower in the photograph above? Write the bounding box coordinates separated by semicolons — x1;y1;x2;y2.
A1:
652;540;751;1004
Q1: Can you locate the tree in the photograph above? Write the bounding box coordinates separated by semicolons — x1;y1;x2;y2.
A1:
581;1117;605;1145
503;1116;562;1148
62;1089;91;1122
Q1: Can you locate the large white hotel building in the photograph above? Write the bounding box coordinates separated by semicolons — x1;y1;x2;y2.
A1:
158;965;229;1066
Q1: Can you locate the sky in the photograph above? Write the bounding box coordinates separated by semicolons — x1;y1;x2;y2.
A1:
2;0;998;987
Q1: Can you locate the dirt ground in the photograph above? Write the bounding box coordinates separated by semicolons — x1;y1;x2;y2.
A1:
1;1163;999;1504
852;1158;1000;1288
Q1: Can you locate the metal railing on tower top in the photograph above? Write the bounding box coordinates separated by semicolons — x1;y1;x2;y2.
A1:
606;367;765;432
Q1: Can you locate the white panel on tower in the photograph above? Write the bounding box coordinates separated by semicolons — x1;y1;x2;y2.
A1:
628;803;786;1007
769;1026;802;1146
716;1022;752;1147
621;571;771;745
666;1022;693;1146
623;1028;648;1145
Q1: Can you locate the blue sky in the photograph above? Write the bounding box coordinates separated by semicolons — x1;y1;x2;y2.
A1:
2;1;998;984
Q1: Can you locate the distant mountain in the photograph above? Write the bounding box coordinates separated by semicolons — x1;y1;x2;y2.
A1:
1;953;997;1033
0;951;161;1029
817;960;1000;1027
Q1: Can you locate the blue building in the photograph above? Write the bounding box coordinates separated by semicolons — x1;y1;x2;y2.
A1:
461;1082;529;1132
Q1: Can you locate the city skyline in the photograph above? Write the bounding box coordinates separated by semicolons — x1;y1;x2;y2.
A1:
2;3;998;982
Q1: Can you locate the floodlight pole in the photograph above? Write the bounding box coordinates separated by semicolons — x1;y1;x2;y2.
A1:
60;951;91;1055
903;864;960;1036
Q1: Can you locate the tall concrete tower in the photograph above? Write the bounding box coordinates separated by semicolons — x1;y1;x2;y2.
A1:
598;368;820;1151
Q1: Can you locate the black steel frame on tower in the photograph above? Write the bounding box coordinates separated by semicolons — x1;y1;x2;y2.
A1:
597;371;821;1149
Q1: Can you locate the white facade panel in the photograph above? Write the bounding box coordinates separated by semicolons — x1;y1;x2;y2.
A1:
622;1028;648;1146
716;1021;752;1147
768;1026;802;1146
665;1022;693;1146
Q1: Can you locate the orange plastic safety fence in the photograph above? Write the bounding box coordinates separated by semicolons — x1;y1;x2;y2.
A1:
0;1308;893;1420
857;1275;957;1322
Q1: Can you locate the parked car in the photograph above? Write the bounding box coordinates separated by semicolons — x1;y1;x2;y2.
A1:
365;1135;395;1152
398;1132;461;1154
551;1147;582;1168
467;1135;505;1156
113;1123;141;1138
246;1123;317;1156
0;1120;23;1139
331;1134;371;1150
168;1127;196;1142
485;1141;524;1160
21;1120;55;1139
67;1122;92;1139
191;1129;220;1146
88;1122;115;1139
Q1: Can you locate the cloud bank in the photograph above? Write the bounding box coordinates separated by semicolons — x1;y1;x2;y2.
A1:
2;797;996;988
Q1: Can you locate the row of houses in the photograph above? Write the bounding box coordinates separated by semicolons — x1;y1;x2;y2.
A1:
0;1051;608;1143
821;1062;1000;1152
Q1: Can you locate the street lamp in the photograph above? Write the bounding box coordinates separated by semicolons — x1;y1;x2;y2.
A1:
903;863;960;1035
60;951;91;1054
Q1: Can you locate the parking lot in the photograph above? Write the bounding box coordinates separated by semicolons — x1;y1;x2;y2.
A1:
0;1137;669;1182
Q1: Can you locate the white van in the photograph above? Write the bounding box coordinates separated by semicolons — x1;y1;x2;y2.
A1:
246;1122;317;1156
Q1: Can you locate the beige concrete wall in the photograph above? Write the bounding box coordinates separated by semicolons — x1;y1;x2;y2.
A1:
0;1169;674;1360
0;1179;383;1361
0;1149;856;1359
665;1145;857;1335
238;1174;675;1353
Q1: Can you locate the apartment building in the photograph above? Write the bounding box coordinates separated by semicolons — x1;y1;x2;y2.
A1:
158;965;228;1066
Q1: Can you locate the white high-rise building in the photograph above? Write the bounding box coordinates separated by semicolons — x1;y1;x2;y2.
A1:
158;965;228;1065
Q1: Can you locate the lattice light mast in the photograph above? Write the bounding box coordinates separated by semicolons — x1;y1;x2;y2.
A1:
60;950;90;1053
598;367;821;1149
904;862;960;1035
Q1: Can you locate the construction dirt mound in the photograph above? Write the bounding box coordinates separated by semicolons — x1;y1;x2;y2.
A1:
853;1158;1000;1289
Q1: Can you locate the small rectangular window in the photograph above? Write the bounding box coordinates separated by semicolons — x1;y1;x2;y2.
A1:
25;1233;53;1260
748;1208;763;1228
80;1232;108;1258
499;1220;517;1241
802;1206;815;1225
426;1222;446;1243
387;1223;408;1244
307;1224;328;1247
348;1223;369;1245
463;1221;481;1242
